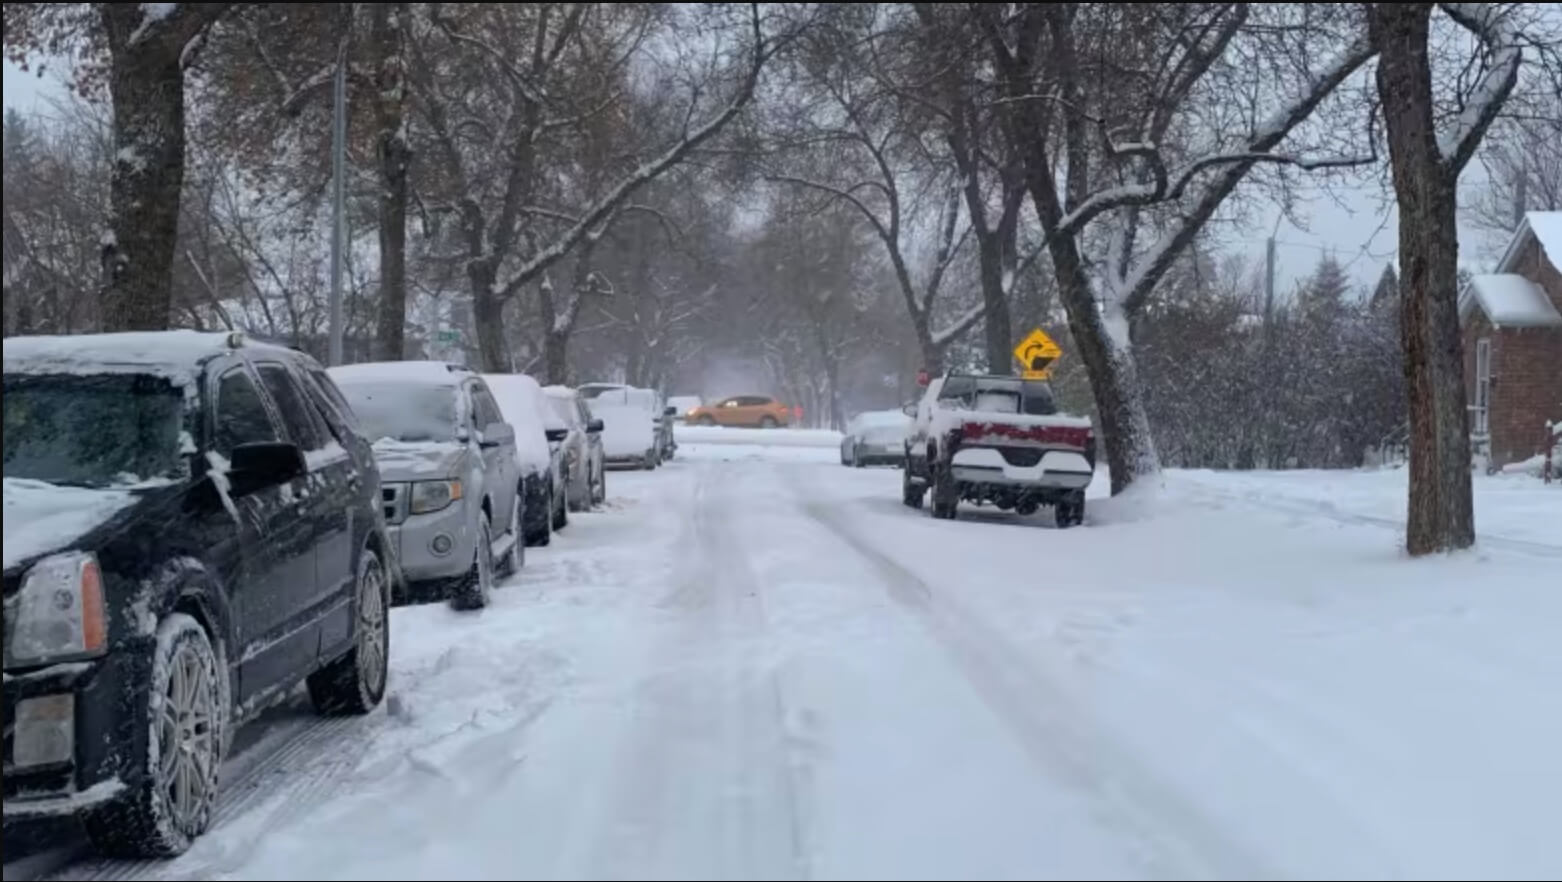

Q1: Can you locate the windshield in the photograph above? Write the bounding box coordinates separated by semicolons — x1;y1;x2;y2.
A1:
4;373;187;488
546;395;577;427
938;376;1056;415
336;382;461;443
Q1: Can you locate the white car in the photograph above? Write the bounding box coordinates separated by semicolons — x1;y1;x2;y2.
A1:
841;409;912;467
483;373;570;545
543;384;607;510
585;387;660;469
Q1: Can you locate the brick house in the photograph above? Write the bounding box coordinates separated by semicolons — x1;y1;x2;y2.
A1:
1457;210;1562;469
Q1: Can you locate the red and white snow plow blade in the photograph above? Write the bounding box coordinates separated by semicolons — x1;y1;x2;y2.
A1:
948;418;1095;489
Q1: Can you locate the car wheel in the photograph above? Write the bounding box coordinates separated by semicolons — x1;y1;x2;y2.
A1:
451;515;495;609
697;415;716;427
643;450;657;470
853;444;866;468
901;464;925;509
85;613;225;858
931;465;959;520
759;416;779;429
552;482;569;530
1055;491;1086;529
594;465;607;505
496;494;523;576
308;548;390;714
568;465;591;513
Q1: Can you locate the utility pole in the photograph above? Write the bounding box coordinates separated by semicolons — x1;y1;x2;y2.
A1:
327;12;350;366
1263;234;1276;329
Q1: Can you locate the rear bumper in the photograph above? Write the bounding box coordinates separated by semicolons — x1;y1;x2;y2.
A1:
950;447;1094;490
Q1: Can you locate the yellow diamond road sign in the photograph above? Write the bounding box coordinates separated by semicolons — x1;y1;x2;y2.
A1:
1014;327;1062;379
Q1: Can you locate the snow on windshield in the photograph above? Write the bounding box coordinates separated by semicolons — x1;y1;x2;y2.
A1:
333;382;460;444
3;372;188;488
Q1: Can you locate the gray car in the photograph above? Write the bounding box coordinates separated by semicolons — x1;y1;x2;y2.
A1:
544;384;607;510
329;361;524;609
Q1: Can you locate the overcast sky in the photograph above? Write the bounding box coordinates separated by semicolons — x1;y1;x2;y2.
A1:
4;54;1506;302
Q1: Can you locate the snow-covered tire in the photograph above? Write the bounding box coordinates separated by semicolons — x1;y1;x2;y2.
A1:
593;465;606;505
85;613;225;858
552;482;569;530
567;465;591;513
931;464;959;520
760;416;779;429
1055;491;1086;529
495;495;523;577
451;516;495;609
901;466;925;509
643;451;657;470
308;549;390;714
853;445;867;468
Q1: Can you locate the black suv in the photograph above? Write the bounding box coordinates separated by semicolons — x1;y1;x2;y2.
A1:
2;330;396;857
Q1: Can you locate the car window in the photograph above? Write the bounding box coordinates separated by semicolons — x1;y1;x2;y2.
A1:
470;383;504;429
214;367;278;457
256;363;328;451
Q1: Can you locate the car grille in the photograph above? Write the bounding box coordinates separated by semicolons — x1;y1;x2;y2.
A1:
1000;448;1044;468
382;483;409;525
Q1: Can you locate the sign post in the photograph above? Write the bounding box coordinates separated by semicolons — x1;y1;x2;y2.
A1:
1013;327;1063;379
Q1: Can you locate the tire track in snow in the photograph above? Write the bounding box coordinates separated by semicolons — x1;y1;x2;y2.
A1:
48;706;368;882
797;476;1279;882
584;463;809;881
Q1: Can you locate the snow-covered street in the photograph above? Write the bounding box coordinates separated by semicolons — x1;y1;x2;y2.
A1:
28;429;1562;882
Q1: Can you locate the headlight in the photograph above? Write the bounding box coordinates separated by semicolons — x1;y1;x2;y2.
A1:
7;551;107;667
410;479;462;514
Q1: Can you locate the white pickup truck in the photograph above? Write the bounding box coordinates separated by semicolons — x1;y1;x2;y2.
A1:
902;372;1096;526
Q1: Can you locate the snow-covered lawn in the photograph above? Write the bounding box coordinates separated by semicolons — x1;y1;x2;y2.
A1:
42;435;1560;881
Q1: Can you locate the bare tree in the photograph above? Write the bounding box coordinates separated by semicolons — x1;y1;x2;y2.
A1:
1369;2;1523;555
6;2;234;330
371;2;411;359
983;3;1376;494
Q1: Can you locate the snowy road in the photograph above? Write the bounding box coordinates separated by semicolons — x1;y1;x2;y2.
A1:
23;430;1562;881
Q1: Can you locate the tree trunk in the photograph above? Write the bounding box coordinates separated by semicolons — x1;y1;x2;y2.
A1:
100;14;188;331
978;236;1014;373
1052;250;1159;495
543;331;568;384
1371;2;1474;554
371;3;410;361
468;262;509;372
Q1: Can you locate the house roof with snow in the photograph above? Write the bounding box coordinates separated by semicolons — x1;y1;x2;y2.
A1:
1459;274;1562;328
1458;210;1562;329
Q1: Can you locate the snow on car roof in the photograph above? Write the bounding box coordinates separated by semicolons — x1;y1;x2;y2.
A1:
328;360;472;388
2;330;291;384
1461;274;1562;328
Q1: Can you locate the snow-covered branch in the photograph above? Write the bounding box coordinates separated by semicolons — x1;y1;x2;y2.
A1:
1437;2;1524;173
930;302;989;349
493;5;787;302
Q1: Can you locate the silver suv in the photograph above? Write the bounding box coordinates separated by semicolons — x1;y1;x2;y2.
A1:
329;361;524;609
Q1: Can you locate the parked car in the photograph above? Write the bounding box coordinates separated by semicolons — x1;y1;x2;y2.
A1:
667;395;703;422
585;387;660;469
902;372;1095;525
841;409;912;467
687;395;792;428
329;361;523;607
482;373;570;543
3;330;394;858
544;384;607;510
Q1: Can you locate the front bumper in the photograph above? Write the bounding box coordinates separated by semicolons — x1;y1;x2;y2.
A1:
386;498;478;584
4;646;151;819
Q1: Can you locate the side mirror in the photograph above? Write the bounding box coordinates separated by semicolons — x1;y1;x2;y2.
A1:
586;418;605;433
226;441;306;497
479;422;515;448
664;405;677;416
544;427;569;443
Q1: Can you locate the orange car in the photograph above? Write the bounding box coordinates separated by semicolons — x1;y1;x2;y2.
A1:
687;395;793;428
